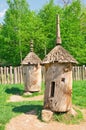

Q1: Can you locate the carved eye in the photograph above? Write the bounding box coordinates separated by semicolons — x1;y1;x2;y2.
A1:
61;78;65;82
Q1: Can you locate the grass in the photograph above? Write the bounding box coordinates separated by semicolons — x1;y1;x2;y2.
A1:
0;80;86;129
53;109;83;124
0;84;43;130
5;82;45;98
72;80;86;108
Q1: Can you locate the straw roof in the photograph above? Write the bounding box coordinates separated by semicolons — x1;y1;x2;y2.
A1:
21;40;41;65
42;45;78;64
21;52;42;65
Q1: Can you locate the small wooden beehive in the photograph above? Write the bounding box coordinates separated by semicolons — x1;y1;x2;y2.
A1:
42;15;78;112
21;40;42;92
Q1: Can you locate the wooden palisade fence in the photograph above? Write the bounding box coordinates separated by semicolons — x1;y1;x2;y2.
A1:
0;66;86;84
0;66;23;84
72;66;86;80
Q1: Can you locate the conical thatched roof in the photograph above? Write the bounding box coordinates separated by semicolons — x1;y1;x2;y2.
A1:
43;45;78;64
21;52;42;65
43;15;78;64
21;40;41;65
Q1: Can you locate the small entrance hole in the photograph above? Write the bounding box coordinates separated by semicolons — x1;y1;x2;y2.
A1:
61;78;65;82
51;82;55;97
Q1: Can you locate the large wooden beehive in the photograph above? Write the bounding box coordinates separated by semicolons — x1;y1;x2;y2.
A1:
21;40;42;92
42;15;78;112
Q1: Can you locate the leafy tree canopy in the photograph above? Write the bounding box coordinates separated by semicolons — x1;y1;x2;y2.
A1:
0;0;86;66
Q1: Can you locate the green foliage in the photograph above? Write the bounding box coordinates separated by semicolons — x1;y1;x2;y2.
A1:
0;0;86;65
1;0;30;65
38;0;62;54
61;0;86;65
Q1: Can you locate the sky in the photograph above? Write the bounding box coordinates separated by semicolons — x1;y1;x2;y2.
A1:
0;0;86;24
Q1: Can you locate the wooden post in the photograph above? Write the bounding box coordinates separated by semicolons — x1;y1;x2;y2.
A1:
72;67;74;80
4;67;6;84
77;66;79;80
81;66;84;80
17;67;20;84
1;67;3;84
82;65;85;80
74;66;76;80
6;67;9;84
9;66;13;84
79;66;81;80
0;67;1;84
14;67;17;84
20;66;23;84
85;67;86;80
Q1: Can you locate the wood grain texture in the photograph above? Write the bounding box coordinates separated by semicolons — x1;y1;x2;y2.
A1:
44;63;72;112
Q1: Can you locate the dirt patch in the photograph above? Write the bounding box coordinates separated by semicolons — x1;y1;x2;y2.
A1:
7;95;44;102
6;95;86;130
6;110;86;130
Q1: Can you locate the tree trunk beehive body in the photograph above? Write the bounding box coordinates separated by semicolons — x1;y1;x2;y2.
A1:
23;64;41;92
44;62;72;112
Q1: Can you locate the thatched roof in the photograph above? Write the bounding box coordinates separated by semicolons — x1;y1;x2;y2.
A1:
21;52;42;65
43;45;78;64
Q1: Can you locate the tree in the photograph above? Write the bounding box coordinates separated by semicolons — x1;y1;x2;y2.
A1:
61;0;86;64
38;0;62;54
1;0;30;66
39;0;86;64
1;0;46;65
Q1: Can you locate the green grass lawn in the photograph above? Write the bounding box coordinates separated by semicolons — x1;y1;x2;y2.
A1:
0;80;86;130
72;80;86;108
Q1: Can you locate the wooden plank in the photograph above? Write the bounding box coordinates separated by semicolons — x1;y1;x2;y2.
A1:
0;67;1;84
17;67;20;84
85;67;86;80
20;66;23;84
6;67;9;84
4;67;6;84
72;67;75;80
9;66;13;84
14;67;17;84
0;67;3;84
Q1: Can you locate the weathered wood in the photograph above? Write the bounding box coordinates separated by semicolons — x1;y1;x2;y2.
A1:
0;67;3;84
44;63;72;112
0;66;86;85
23;64;41;92
17;67;20;84
9;66;13;84
6;67;9;84
20;66;23;84
72;66;86;81
4;67;6;84
14;67;17;84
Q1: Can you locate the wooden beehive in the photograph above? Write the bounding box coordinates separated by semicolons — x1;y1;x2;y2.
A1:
42;15;78;112
21;40;42;92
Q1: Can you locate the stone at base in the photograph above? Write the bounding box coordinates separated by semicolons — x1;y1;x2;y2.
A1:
67;108;77;117
42;109;53;122
24;92;32;96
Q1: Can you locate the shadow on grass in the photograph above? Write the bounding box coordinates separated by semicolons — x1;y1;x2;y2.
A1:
12;104;43;119
5;87;24;95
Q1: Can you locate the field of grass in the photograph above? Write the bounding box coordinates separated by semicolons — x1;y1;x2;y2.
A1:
0;80;86;130
72;80;86;108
